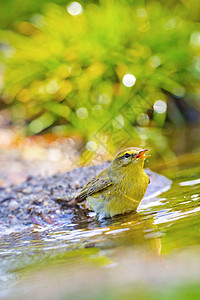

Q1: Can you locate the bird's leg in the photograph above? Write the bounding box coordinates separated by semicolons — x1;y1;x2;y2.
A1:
68;198;77;206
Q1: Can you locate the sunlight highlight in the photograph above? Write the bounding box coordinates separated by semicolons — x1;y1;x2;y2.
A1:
153;100;167;114
86;141;98;152
137;113;149;126
67;2;83;16
122;74;136;87
76;107;88;119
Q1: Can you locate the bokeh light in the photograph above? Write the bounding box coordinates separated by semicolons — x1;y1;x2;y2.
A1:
190;31;200;48
46;80;59;94
137;8;147;18
153;100;167;114
122;74;136;87
137;113;150;126
112;115;124;129
67;2;83;16
98;94;111;105
76;107;88;119
173;86;185;97
86;141;97;152
149;56;161;68
29;120;43;133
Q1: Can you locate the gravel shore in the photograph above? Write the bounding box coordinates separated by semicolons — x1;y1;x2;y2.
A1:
0;163;171;228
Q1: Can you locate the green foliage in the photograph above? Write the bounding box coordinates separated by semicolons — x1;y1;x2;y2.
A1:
0;0;93;29
0;0;200;153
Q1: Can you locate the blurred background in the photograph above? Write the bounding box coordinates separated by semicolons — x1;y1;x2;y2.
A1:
0;0;200;183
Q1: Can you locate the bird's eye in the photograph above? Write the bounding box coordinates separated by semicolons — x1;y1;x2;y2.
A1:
124;153;131;158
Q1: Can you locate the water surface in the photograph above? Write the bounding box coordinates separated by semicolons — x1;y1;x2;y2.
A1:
0;156;200;299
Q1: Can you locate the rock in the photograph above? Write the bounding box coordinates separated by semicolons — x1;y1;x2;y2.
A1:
22;187;32;194
8;200;19;212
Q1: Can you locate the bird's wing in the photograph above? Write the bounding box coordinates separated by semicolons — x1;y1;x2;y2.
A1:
74;171;113;203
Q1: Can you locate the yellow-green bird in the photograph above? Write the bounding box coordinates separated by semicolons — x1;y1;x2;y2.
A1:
70;147;150;219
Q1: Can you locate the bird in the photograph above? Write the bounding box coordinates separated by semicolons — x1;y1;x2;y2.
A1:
69;147;150;219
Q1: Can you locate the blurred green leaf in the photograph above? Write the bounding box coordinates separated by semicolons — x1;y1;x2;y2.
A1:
0;0;199;155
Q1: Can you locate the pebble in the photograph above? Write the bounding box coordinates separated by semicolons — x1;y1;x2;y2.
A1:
22;187;32;194
9;200;19;212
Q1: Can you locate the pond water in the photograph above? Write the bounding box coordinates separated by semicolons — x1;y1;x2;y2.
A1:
0;151;200;299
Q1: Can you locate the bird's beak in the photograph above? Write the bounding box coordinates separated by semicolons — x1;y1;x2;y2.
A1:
136;149;150;159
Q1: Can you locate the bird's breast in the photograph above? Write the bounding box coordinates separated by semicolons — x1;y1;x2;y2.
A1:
117;170;148;201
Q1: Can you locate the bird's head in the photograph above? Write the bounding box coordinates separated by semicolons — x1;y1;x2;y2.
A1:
111;147;150;170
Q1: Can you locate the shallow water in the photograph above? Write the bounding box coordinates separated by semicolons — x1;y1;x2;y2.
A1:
0;156;200;299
